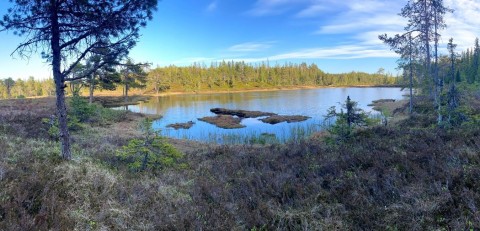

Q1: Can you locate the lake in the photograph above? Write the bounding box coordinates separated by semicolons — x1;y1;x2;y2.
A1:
123;87;405;143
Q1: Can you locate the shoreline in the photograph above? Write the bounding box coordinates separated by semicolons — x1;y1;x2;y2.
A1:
146;84;404;97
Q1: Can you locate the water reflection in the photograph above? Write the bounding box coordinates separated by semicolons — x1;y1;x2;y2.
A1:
125;88;405;142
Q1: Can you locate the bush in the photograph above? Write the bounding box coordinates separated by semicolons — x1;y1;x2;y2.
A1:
116;118;184;172
324;96;373;142
68;92;127;126
69;92;95;122
41;115;82;140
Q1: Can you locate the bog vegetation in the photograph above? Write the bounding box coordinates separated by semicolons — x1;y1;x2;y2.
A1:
1;0;480;230
1;84;480;230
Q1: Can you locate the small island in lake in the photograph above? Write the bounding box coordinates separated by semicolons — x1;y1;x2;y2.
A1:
210;108;276;118
260;115;311;124
166;121;195;130
198;115;246;129
198;108;311;128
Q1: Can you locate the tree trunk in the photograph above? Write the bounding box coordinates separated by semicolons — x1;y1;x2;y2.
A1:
55;78;71;160
423;0;432;97
6;86;11;99
50;0;71;160
409;35;414;115
434;10;442;124
124;83;129;103
89;74;94;104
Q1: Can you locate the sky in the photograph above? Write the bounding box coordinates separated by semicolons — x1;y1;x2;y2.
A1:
1;0;480;80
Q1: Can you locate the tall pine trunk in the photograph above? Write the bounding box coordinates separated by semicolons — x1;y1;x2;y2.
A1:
89;74;94;104
434;9;442;124
50;0;71;160
124;83;129;103
6;86;11;99
409;34;414;114
423;0;432;99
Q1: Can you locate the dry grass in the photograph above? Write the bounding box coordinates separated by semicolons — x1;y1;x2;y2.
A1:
166;121;195;130
0;97;56;138
92;95;151;107
198;115;245;129
1;95;480;230
260;115;311;124
210;108;276;118
371;98;410;124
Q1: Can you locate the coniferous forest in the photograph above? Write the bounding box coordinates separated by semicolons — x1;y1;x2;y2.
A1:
1;0;480;230
0;61;398;99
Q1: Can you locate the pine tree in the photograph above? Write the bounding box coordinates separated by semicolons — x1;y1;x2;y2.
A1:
2;78;15;99
380;0;451;119
0;0;158;159
121;59;148;103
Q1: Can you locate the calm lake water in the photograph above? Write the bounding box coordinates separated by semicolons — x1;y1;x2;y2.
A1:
124;87;405;143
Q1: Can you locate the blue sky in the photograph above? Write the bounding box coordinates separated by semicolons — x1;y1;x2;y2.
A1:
1;0;480;79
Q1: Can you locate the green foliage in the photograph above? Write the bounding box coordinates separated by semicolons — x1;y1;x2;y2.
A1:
69;92;95;122
248;133;279;145
2;77;15;98
444;84;465;127
41;116;59;140
69;91;127;125
41;93;127;140
121;59;148;96
456;70;462;82
42;115;82;140
325;115;353;143
117;118;184;172
325;96;371;143
0;77;54;99
146;62;397;93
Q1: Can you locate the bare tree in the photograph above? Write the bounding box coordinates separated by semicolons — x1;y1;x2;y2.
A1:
0;0;157;159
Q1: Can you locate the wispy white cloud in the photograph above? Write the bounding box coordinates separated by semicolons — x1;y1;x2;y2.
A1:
443;0;480;50
310;0;480;56
228;41;276;52
247;0;308;16
206;1;218;12
295;5;329;18
317;14;405;34
180;44;397;66
194;0;480;65
265;45;397;60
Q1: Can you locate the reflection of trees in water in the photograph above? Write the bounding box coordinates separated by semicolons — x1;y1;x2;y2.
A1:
132;88;406;122
143;93;280;113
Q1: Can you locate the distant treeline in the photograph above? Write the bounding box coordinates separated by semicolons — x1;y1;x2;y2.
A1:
146;62;398;93
0;77;55;99
1;62;399;99
4;36;480;100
